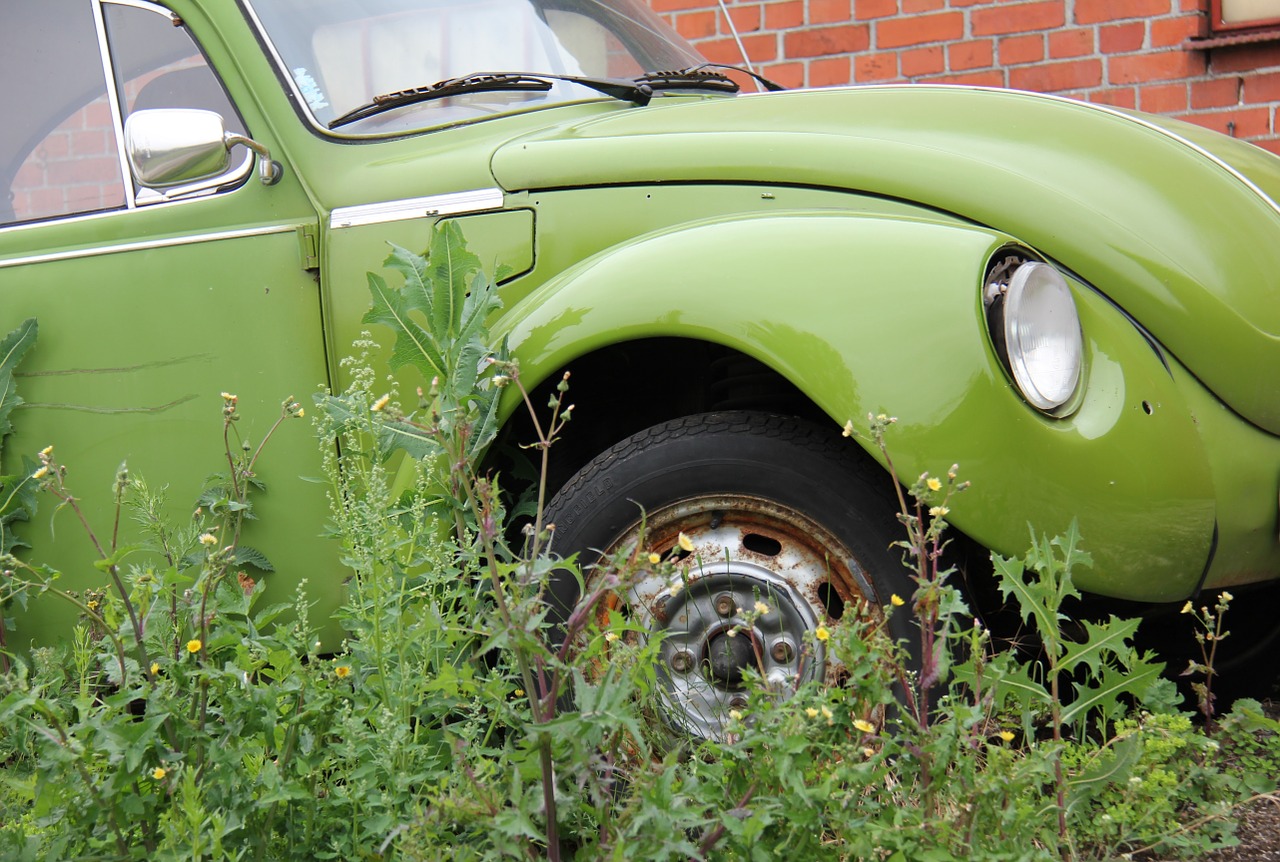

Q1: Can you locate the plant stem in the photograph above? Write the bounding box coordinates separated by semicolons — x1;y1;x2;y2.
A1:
695;782;758;860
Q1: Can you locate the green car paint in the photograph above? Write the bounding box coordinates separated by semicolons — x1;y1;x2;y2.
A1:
2;0;1278;647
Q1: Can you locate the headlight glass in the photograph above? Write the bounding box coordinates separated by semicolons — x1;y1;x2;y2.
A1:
990;259;1083;414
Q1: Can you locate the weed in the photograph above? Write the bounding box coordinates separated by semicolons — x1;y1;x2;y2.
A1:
0;228;1274;860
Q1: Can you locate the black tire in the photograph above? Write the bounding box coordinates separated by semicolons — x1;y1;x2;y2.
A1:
543;411;912;740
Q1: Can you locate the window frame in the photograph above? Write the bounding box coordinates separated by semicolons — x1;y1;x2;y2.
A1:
103;0;254;207
1209;0;1280;35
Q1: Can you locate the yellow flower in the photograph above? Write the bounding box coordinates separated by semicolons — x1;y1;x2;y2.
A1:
647;552;661;565
926;477;942;492
186;639;202;654
371;394;390;412
150;662;160;676
514;688;525;697
841;419;855;438
814;626;830;642
998;730;1016;743
929;506;949;518
853;718;876;734
604;631;619;643
890;594;905;607
1221;591;1234;602
805;707;819;718
198;533;217;546
728;709;742;721
220;392;236;401
334;665;351;679
87;600;99;611
1181;600;1193;614
677;532;695;553
821;706;834;725
32;466;48;480
753;600;770;615
862;746;876;758
151;767;167;780
39;445;53;458
295;408;305;418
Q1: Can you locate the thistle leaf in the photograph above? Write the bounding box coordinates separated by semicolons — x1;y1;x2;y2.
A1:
0;318;36;440
359;224;505;461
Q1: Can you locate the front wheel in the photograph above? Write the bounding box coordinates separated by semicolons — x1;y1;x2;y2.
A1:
543;411;912;740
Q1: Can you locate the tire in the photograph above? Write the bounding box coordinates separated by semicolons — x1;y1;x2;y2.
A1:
543;411;912;740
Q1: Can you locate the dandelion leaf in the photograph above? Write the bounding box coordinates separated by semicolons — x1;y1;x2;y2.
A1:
1061;657;1163;732
1061;615;1142;678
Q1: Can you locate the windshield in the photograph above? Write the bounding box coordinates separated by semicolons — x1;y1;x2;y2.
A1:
244;0;706;135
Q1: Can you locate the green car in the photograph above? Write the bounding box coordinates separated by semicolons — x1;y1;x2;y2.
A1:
5;0;1280;733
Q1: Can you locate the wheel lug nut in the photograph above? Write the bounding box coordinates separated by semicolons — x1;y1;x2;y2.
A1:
670;650;695;673
770;641;794;663
714;593;735;616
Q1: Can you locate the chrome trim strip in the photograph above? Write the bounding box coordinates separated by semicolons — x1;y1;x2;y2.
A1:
104;0;178;17
0;225;298;270
329;188;504;229
849;84;1280;219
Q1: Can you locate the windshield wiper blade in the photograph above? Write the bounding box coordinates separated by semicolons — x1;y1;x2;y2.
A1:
632;67;740;94
328;72;654;129
634;64;786;94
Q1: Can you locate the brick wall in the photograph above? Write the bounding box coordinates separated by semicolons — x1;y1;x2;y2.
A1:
650;0;1280;154
11;95;126;222
8;63;196;224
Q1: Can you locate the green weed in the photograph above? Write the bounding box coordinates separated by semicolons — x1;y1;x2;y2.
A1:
0;228;1275;860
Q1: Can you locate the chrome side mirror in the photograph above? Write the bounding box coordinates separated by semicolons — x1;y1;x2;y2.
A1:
124;108;282;189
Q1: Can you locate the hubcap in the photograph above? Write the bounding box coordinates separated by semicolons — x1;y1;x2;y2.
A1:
611;494;878;741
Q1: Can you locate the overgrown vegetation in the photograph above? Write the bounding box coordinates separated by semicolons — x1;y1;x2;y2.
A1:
1;224;1278;860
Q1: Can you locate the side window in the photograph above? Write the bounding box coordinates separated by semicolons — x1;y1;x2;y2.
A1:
0;0;250;229
103;1;251;202
2;0;127;226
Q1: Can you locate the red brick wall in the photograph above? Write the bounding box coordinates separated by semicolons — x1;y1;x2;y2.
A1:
651;0;1280;154
11;95;126;222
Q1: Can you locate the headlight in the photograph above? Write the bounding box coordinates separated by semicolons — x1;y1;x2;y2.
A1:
985;256;1084;415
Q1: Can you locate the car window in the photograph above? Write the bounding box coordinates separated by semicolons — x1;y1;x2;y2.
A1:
0;0;250;228
102;1;251;203
246;0;704;135
2;0;126;226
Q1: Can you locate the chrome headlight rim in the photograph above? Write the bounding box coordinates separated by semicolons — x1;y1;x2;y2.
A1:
984;250;1086;418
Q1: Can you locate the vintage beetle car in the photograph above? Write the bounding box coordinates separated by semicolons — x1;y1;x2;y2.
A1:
5;0;1280;734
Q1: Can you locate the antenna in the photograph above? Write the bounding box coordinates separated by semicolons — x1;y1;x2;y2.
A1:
716;0;757;75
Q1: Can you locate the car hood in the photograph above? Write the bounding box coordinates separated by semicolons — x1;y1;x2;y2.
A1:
490;85;1280;434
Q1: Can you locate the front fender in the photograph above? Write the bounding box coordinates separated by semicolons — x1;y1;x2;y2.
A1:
494;210;1217;601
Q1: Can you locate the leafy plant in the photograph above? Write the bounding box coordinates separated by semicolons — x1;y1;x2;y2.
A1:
1;227;1272;861
0;319;39;672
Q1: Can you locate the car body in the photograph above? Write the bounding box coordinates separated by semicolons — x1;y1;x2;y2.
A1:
4;0;1280;663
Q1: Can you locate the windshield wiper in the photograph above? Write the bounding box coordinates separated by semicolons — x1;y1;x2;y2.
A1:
633;65;786;94
328;72;655;129
326;64;780;130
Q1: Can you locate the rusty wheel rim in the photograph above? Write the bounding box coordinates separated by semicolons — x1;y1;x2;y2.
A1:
609;493;880;740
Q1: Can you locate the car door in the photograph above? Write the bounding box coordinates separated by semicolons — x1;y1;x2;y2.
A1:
0;0;333;638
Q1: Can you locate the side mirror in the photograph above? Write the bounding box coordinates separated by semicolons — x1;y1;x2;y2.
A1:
124;108;282;189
